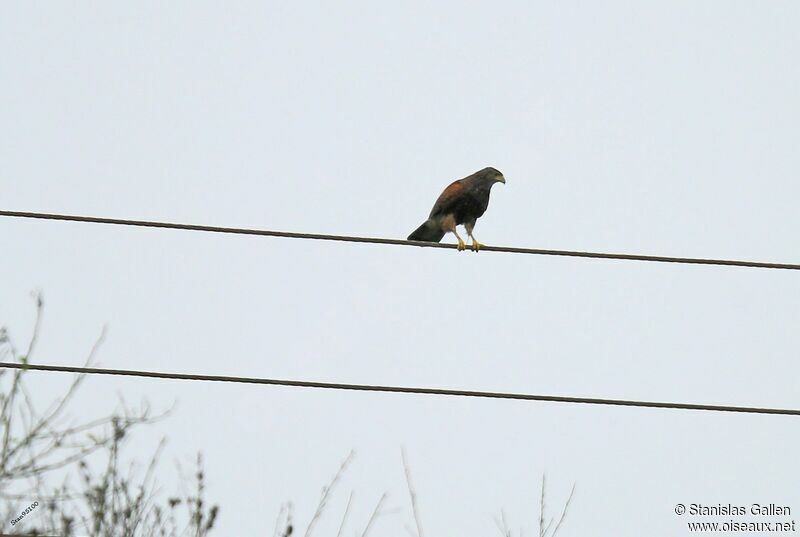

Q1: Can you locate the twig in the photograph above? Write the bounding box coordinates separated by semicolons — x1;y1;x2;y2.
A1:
538;474;546;537
4;327;107;466
550;483;575;537
0;295;43;468
401;448;424;537
494;509;511;537
273;503;287;537
336;491;354;537
304;450;355;537
360;493;387;537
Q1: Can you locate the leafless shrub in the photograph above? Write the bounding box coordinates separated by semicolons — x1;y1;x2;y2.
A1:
275;452;391;537
1;295;219;536
495;474;576;537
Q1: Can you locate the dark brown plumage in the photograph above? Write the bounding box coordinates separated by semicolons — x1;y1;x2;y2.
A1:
407;167;505;251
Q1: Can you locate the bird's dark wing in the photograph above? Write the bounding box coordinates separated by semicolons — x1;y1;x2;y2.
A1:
429;180;466;217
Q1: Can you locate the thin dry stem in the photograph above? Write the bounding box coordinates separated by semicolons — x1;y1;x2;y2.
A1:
360;493;387;537
335;491;354;537
550;483;575;537
401;448;424;537
304;450;355;537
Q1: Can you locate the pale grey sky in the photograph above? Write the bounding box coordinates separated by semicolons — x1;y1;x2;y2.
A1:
2;1;800;536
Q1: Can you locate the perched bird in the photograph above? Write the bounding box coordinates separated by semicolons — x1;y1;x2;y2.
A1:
407;167;505;251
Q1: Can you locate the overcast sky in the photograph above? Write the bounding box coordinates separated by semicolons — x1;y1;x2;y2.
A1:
2;1;800;536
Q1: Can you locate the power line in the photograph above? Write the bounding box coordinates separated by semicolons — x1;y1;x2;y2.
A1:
0;533;64;537
1;361;797;416
1;210;798;271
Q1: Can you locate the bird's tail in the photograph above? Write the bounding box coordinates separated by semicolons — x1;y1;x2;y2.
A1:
407;219;445;243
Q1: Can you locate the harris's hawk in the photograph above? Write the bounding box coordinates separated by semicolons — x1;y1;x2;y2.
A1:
407;167;505;251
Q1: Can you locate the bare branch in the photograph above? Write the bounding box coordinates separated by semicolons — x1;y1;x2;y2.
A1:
304;450;355;537
1;298;215;537
550;483;575;537
273;503;287;537
23;290;44;359
494;509;511;537
538;474;546;537
401;448;424;537
336;491;354;537
3;326;107;468
360;493;387;537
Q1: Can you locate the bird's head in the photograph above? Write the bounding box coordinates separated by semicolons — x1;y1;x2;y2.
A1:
479;167;506;184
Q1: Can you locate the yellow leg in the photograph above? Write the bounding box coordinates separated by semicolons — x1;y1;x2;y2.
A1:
465;222;481;252
452;230;466;251
467;230;482;252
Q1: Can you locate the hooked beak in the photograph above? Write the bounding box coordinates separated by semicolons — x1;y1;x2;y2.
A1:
497;174;506;184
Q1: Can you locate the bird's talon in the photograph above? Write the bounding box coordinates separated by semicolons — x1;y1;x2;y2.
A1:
471;241;482;252
457;239;466;251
